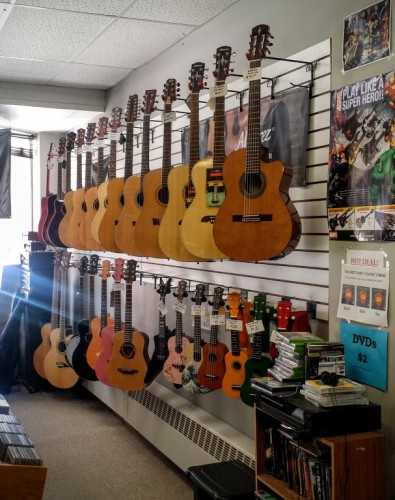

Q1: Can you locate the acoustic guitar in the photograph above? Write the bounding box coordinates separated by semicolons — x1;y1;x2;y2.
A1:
43;251;79;389
96;107;124;252
181;46;232;260
37;142;57;246
158;63;205;262
144;277;174;386
197;286;228;391
95;258;124;385
182;284;211;394
163;280;191;387
86;259;114;370
213;25;293;261
57;131;77;247
221;292;248;399
107;260;149;390
121;89;157;256
134;79;179;258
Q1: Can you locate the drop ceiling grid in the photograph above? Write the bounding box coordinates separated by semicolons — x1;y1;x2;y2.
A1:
15;0;135;16
0;57;66;84
50;63;131;90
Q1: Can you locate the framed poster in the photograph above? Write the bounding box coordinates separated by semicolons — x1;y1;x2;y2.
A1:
343;0;391;72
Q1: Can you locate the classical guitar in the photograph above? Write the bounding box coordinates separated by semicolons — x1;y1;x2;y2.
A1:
82;117;108;251
222;292;248;399
163;280;191;387
122;89;157;256
37;142;57;246
134;79;179;258
182;284;211;394
240;294;273;407
43;251;79;389
213;25;294;261
181;46;232;260
33;250;62;379
86;259;114;370
197;286;228;390
144;277;174;386
56;131;77;247
107;260;149;390
158;63;205;262
96;106;124;252
95;258;124;385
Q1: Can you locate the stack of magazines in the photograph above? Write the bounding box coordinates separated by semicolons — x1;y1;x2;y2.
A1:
300;378;368;407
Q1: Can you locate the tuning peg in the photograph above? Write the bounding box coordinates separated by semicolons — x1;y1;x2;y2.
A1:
245;52;251;61
183;291;188;297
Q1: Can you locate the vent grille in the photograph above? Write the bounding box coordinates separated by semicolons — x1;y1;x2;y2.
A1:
128;389;255;469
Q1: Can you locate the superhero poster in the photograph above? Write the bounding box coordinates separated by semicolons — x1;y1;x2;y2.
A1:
328;71;395;241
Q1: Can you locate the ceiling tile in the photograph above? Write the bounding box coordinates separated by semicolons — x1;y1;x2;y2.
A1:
123;0;238;26
50;63;132;90
15;0;134;16
74;18;194;69
0;7;113;61
0;57;66;84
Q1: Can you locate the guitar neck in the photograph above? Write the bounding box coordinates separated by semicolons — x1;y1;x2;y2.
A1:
252;331;263;359
175;310;183;347
84;149;92;189
50;263;61;331
65;151;72;193
113;288;122;333
161;102;172;188
58;266;67;342
97;141;105;185
109;139;117;180
246;59;262;174
188;92;200;180
89;275;95;322
77;276;84;321
57;160;63;199
124;122;134;180
140;114;151;189
230;325;240;356
213;85;225;167
124;283;133;342
100;279;108;331
76;151;83;189
193;313;202;358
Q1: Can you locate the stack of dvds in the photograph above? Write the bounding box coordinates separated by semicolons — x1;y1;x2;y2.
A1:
0;433;34;461
5;446;43;466
268;332;323;382
300;378;369;407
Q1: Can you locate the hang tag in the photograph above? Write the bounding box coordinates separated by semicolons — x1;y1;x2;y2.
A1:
158;301;168;316
243;67;262;81
47;159;55;170
209;83;228;98
112;282;124;292
57;155;64;162
173;301;187;314
191;304;203;316
270;329;280;343
84;144;94;153
162;111;176;123
109;132;120;141
76;148;83;155
245;320;264;335
226;318;243;331
206;97;216;111
210;315;226;326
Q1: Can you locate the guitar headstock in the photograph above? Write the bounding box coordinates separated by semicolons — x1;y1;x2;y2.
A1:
227;291;241;319
109;106;123;131
60;251;71;270
66;131;77;151
276;298;292;330
47;142;57;160
58;137;66;156
76;128;85;149
142;89;157;116
213;46;232;82
192;283;206;306
89;254;99;275
251;294;267;321
188;62;206;94
157;277;172;299
86;123;96;144
78;256;89;276
100;259;111;280
113;258;125;283
96;117;108;139
123;259;137;284
125;95;139;123
174;280;188;302
210;286;225;312
246;24;273;61
162;78;179;105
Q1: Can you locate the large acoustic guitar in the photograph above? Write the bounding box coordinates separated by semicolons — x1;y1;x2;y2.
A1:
95;258;124;385
134;79;179;258
181;46;232;260
182;284;211;394
144;277;174;386
158;63;205;262
197;286;228;390
43;251;79;389
222;292;248;399
107;260;149;390
37;142;57;246
163;280;191;387
213;25;293;261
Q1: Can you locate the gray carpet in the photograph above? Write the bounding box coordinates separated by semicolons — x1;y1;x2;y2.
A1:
6;386;194;500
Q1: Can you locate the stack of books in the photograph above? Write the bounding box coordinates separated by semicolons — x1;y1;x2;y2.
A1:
250;376;299;396
301;378;368;407
268;332;323;382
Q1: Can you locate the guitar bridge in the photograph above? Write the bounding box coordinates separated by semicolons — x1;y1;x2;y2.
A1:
204;374;218;380
201;216;216;224
232;214;272;222
152;218;162;225
117;368;139;375
56;362;70;369
231;385;242;390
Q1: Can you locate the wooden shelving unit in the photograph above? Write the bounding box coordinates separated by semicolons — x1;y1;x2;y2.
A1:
0;463;47;499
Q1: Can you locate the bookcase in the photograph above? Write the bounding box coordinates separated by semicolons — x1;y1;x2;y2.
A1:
255;404;385;499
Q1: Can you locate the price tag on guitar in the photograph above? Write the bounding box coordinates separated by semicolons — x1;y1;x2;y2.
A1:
162;111;176;123
210;314;225;326
173;301;187;315
245;319;264;335
158;301;168;316
243;66;262;81
192;304;203;316
226;318;243;331
209;83;228;98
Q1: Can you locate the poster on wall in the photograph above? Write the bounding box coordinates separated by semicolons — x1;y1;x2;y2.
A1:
342;0;391;72
328;70;395;241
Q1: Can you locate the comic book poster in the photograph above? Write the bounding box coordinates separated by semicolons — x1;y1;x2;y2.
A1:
343;0;391;72
328;71;395;241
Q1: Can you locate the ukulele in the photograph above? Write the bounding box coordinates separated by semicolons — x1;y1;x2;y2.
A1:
57;131;77;247
95;258;124;385
213;25;293;261
158;62;205;261
43;251;79;389
181;46;232;260
37;142;57;246
96;106;124;252
86;259;114;370
197;286;228;390
82;117;108;251
221;292;248;399
134;79;179;257
275;298;292;331
115;95;140;254
107;260;149;390
182;284;211;394
122;89;157;256
240;294;273;407
163;280;191;387
144;278;174;386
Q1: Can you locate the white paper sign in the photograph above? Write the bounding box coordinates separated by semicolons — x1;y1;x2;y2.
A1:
158;301;168;316
84;144;94;153
162;111;176;123
226;318;243;331
210;315;226;326
109;132;120;141
191;305;203;316
209;83;228;98
245;319;264;335
243;67;262;81
112;282;124;292
347;249;384;268
173;301;187;314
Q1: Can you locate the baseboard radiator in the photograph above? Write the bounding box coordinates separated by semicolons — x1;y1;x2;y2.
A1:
84;380;255;471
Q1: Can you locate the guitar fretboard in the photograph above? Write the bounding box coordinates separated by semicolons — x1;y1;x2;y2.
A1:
84;150;92;189
124;122;134;180
100;279;108;331
188;92;200;180
213;84;225;168
109;139;117;180
97;141;105;186
161;102;172;188
124;283;133;342
76;150;83;189
65;151;72;193
140;114;151;190
246;59;262;174
113;287;122;333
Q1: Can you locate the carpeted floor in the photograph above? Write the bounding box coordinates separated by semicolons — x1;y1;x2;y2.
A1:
6;385;194;500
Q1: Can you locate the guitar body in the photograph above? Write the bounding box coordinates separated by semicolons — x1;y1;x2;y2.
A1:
162;336;190;385
81;187;103;251
107;330;149;390
144;326;173;386
38;194;55;245
116;175;144;256
158;165;199;261
197;341;228;391
134;169;168;258
181;158;227;260
240;356;273;407
86;316;114;370
98;178;124;253
91;181;109;245
182;343;211;394
33;323;51;379
70;320;98;381
95;325;114;386
221;350;248;399
43;329;79;389
58;191;74;247
45;199;66;247
66;188;87;249
41;195;58;245
213;150;293;261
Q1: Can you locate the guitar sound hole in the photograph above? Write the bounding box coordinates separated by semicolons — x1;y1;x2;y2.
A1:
120;343;135;359
136;190;144;207
82;201;87;212
158;186;169;205
175;345;183;354
232;361;242;371
58;341;67;354
93;199;99;211
104;197;108;208
120;194;125;206
240;172;266;199
208;353;217;363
